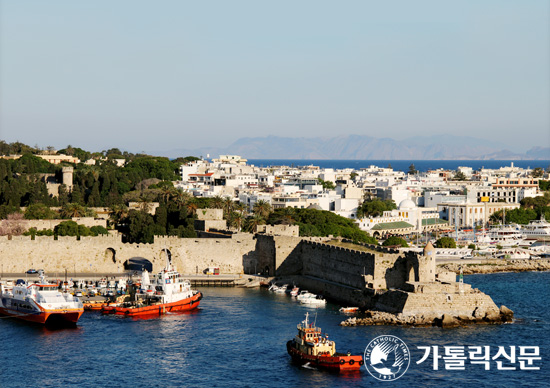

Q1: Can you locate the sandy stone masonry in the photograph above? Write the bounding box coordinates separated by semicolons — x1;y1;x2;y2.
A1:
0;232;512;325
0;234;257;275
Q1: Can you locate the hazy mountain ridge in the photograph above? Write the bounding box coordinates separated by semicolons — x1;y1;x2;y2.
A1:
157;135;549;160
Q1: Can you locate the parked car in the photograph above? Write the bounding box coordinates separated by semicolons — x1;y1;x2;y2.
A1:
26;269;38;274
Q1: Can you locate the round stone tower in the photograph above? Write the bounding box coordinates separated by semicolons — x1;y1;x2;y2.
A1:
422;241;436;282
62;166;73;191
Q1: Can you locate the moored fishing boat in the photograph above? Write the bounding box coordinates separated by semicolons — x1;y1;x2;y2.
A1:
287;313;363;371
101;258;202;317
0;270;83;325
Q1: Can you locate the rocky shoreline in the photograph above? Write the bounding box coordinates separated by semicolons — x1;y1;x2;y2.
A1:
340;305;514;328
438;259;550;275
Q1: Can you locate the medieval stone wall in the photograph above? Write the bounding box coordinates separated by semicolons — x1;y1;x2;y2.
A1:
0;234;257;275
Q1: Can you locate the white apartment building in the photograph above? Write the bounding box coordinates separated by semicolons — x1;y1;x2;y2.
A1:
439;202;520;228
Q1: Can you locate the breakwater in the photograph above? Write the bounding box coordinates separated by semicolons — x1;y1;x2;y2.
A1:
439;259;550;275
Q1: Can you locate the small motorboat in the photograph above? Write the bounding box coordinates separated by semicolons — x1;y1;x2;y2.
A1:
274;284;288;294
299;294;326;306
290;286;300;297
339;307;359;314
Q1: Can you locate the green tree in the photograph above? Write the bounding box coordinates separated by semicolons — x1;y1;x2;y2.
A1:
228;211;244;231
244;214;265;233
54;220;79;236
357;198;397;218
61;203;86;218
126;210;155;244
435;237;456;248
408;164;418;175
453;171;467;181
90;225;109;235
382;236;408;247
317;178;336;190
253;200;272;219
24;203;58;219
209;196;224;210
532;167;544;178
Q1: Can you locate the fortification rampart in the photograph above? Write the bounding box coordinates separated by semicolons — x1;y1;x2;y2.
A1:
0;234;256;275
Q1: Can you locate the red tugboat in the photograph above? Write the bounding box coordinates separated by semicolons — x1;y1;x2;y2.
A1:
287;312;363;371
101;257;202;317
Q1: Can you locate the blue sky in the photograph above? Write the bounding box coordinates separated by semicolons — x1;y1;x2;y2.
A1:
0;0;548;154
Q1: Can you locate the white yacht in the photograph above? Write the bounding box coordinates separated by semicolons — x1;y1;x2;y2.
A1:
486;226;525;247
521;215;550;241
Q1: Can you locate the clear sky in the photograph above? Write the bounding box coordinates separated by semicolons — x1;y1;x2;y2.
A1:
1;0;549;154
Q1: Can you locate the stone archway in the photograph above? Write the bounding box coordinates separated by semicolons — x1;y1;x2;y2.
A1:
105;248;116;264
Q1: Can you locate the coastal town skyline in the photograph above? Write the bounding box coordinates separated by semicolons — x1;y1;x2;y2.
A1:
1;1;549;154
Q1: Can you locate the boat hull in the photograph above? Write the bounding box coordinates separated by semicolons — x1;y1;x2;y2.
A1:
287;341;363;372
0;306;83;325
101;292;202;317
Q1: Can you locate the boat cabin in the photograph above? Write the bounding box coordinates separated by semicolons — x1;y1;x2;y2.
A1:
294;313;335;357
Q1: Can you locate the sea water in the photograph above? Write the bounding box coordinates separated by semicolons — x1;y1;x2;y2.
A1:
0;271;548;388
248;159;550;173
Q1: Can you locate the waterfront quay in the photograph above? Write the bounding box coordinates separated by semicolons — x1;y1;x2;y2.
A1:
0;273;253;287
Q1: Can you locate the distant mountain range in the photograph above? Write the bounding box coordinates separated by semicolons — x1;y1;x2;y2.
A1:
157;135;550;160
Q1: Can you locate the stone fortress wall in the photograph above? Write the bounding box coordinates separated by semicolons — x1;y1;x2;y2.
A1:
0;234;257;275
0;232;505;323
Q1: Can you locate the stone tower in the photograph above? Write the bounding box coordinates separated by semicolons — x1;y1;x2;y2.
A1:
62;167;73;192
422;241;436;282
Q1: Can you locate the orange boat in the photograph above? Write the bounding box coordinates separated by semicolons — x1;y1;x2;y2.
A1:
101;258;202;317
0;271;83;326
84;298;119;312
287;313;363;372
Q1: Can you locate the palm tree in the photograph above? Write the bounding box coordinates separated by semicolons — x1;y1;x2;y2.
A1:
109;204;129;225
186;200;198;216
253;200;272;219
61;203;85;218
173;190;192;209
245;214;265;233
222;197;235;217
210;195;224;209
159;186;176;204
234;202;247;215
278;207;295;225
229;211;244;231
138;196;152;213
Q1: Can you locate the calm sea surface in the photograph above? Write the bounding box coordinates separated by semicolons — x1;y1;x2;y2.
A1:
248;159;550;173
1;271;548;388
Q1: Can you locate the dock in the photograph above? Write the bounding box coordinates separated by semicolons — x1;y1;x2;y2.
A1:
0;273;254;288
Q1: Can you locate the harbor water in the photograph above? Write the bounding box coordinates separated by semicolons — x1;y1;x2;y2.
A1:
1;271;548;388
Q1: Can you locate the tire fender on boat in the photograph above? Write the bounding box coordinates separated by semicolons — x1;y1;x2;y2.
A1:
349;359;355;365
340;359;345;364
